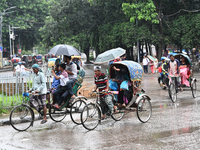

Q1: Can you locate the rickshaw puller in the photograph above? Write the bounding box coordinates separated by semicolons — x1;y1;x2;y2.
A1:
28;64;47;124
168;55;183;92
94;66;117;120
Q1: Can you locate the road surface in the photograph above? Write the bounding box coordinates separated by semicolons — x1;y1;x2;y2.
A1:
1;73;200;149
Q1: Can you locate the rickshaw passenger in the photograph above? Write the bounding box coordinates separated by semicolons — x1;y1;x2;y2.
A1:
63;55;77;98
47;64;61;104
168;55;183;91
180;57;190;87
112;65;130;106
28;64;47;124
94;66;117;120
52;64;69;108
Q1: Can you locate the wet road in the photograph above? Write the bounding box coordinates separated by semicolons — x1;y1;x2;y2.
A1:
1;74;200;149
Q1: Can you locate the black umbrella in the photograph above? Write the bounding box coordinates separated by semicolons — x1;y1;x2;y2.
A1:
48;44;81;56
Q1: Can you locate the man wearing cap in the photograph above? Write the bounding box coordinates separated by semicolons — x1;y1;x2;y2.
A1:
94;66;117;120
28;64;48;124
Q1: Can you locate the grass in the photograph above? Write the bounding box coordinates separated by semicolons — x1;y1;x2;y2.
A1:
0;95;23;114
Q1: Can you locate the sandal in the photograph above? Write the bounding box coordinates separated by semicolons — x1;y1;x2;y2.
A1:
122;104;126;108
101;117;105;120
113;106;118;113
41;119;47;124
53;105;60;109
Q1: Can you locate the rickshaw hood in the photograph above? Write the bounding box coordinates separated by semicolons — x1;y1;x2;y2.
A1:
110;60;143;81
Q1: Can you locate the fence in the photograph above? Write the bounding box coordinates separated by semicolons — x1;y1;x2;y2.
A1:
0;71;52;110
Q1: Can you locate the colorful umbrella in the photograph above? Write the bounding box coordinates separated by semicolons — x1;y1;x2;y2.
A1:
147;55;156;62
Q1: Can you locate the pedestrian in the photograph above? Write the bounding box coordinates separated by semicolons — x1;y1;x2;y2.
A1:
142;55;149;74
13;62;30;76
154;56;158;74
28;64;47;124
149;60;154;74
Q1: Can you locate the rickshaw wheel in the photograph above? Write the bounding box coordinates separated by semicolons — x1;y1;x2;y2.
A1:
191;81;197;98
136;97;152;123
111;109;125;121
70;99;87;125
168;83;177;103
10;105;34;132
81;103;101;130
49;106;67;122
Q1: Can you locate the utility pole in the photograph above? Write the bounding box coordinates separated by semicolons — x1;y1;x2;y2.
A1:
9;25;12;58
10;26;20;57
0;6;16;66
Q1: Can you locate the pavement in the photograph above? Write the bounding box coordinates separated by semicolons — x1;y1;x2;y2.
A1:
1;72;200;149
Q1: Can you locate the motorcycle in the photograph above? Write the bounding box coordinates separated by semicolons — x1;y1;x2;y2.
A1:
158;73;169;90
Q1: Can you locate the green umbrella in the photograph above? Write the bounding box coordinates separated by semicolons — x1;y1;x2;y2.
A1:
94;47;126;64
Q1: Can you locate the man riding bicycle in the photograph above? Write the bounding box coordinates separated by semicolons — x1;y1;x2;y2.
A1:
168;54;183;92
28;64;47;124
94;66;117;120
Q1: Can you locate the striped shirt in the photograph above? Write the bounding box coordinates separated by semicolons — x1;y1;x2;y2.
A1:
94;73;109;97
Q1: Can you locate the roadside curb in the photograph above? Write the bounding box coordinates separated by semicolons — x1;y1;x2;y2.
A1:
0;114;44;126
0;118;10;126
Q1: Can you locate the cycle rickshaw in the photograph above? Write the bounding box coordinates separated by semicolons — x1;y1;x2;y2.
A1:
10;67;87;131
80;60;152;130
168;53;197;103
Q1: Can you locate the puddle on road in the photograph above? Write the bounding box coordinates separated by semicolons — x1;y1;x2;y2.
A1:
152;126;200;139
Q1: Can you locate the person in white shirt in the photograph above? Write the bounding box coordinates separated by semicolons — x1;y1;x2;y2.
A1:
13;62;29;76
52;63;69;108
63;55;77;97
142;55;149;74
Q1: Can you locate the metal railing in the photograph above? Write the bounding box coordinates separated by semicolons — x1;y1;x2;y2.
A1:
0;71;52;110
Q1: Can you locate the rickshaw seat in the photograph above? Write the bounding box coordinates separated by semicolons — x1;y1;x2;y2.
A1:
72;81;82;96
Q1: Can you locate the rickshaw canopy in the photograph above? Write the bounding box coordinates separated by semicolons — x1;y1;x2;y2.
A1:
72;55;81;59
173;53;192;66
48;58;61;69
110;60;143;81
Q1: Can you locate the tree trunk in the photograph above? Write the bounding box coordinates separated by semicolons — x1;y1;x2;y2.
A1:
84;47;90;63
130;47;133;60
148;43;152;55
145;42;149;55
126;47;130;60
154;0;163;60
